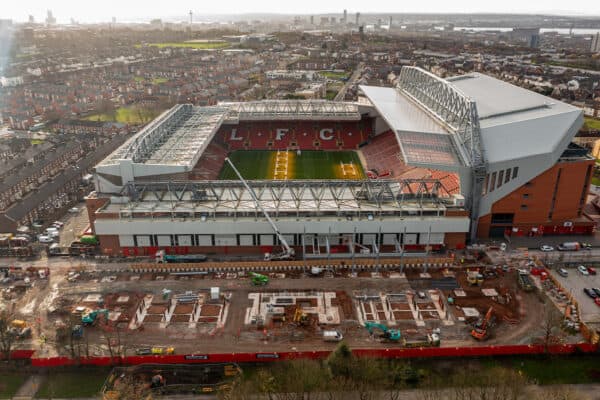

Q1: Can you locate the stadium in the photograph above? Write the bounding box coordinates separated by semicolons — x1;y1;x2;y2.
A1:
88;67;594;258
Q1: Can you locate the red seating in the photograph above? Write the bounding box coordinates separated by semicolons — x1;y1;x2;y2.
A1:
217;118;372;151
190;141;229;180
360;130;413;178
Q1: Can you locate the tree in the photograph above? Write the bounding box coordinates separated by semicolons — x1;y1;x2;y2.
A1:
0;310;17;361
531;385;591;400
541;307;565;352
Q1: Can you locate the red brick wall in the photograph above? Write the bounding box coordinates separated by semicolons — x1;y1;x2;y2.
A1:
478;159;594;238
85;196;110;234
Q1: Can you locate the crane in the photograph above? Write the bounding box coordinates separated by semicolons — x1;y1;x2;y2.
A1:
364;322;402;341
224;158;295;261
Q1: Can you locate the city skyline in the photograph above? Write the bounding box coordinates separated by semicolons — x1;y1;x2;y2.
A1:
3;0;600;24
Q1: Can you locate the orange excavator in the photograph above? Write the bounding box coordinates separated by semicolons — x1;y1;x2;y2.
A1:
471;307;494;340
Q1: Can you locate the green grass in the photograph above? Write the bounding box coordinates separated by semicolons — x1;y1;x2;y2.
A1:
585;117;600;131
0;372;26;399
592;176;600;186
510;356;600;384
325;90;338;100
319;70;350;80
219;150;365;180
35;370;109;398
133;76;145;82
84;107;162;125
138;41;230;49
152;77;169;84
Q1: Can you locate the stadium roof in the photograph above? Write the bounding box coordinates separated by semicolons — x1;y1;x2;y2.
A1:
221;100;361;121
102;179;455;216
359;85;463;170
361;71;583;168
447;73;583;164
98;105;228;175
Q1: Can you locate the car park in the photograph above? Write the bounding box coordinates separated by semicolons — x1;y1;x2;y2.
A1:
578;265;589;276
540;245;554;252
557;268;569;277
584;288;597;298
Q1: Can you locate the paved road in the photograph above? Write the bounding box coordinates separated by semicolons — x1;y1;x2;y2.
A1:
334;62;364;101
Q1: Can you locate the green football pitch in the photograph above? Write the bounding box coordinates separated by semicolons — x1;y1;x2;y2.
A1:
219;150;366;180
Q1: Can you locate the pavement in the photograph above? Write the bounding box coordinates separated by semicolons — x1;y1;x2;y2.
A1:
12;375;44;400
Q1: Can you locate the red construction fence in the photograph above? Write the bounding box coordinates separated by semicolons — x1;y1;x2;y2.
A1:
6;343;596;368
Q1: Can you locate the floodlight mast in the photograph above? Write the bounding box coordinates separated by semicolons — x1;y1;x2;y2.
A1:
224;157;295;260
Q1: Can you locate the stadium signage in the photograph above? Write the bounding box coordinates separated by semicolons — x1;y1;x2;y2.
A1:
256;353;280;359
228;128;340;141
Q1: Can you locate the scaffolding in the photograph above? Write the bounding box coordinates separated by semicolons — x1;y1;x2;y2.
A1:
222;100;361;122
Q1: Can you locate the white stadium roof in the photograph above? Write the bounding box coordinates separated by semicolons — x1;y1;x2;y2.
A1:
360;71;583;167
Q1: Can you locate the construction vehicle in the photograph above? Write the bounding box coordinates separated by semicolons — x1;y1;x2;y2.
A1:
517;271;534;292
471;307;495;340
135;346;175;355
82;309;109;325
225;158;295;261
467;270;484;286
8;320;32;339
155;250;207;263
293;307;309;326
364;322;402;341
403;333;440;348
250;272;269;286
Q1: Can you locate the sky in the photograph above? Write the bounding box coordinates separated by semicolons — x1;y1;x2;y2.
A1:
3;0;600;23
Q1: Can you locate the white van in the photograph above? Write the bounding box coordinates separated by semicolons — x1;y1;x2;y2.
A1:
323;330;343;342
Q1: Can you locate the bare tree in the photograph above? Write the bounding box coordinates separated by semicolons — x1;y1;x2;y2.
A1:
541;307;565;352
531;385;591;400
0;310;17;361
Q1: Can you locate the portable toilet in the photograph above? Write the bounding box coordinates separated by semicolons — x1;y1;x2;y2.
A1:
210;287;220;301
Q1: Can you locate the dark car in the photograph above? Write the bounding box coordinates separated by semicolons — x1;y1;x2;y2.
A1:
592;288;600;297
584;288;598;298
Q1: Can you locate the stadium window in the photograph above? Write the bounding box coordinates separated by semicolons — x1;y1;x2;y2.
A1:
489;172;497;192
523;194;529;199
520;204;528;210
512;167;519;179
497;170;504;188
504;169;511;184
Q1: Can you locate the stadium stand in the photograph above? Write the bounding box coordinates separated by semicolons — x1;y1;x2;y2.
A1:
189;142;229;180
217;120;370;151
360;130;413;178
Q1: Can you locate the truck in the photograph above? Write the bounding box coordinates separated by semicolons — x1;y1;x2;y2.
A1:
517;272;534;292
82;309;109;325
557;242;580;251
402;333;440;348
467;270;484;286
155;250;207;263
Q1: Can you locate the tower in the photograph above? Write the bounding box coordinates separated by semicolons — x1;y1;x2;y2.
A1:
343;9;347;24
355;12;360;26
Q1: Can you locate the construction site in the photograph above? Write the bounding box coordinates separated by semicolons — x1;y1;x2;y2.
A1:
1;242;593;364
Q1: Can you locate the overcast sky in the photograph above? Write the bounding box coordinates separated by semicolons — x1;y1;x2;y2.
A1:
4;0;600;23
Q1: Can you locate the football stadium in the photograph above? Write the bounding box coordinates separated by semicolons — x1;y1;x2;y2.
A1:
88;67;593;258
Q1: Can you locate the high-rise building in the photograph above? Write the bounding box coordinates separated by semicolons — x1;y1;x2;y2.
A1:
310;15;314;25
591;33;600;53
389;16;392;29
343;9;347;24
28;15;34;24
355;12;360;25
45;10;56;25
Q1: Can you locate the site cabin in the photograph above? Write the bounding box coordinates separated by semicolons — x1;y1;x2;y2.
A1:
323;330;344;342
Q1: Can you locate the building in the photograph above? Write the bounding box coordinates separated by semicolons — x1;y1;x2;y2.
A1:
45;10;56;26
511;28;540;48
591;33;600;53
88;68;593;258
360;67;593;240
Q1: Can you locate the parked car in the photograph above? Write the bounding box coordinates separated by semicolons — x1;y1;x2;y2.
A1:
52;221;64;229
578;265;590;276
37;235;54;243
592;288;600;297
557;268;569;277
581;242;593;249
584;288;597;298
68;207;79;213
588;267;597;275
595;298;600;307
540;245;554;252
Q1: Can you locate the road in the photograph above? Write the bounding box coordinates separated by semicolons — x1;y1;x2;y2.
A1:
334;62;364;101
